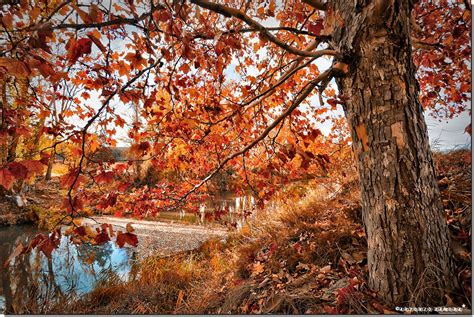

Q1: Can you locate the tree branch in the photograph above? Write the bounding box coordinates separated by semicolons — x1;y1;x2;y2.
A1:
20;3;164;32
65;59;162;218
190;0;339;59
192;26;317;39
302;0;327;11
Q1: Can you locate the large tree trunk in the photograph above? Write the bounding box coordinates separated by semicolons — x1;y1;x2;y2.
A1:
331;0;456;305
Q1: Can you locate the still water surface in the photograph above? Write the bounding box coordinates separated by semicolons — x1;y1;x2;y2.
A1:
0;225;136;313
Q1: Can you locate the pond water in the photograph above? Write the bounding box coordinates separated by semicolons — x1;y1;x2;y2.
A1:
0;194;257;313
0;225;137;313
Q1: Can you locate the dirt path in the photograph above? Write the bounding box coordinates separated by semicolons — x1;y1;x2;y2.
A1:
82;216;229;258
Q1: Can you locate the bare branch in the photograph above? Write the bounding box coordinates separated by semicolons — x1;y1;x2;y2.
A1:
192;26;317;39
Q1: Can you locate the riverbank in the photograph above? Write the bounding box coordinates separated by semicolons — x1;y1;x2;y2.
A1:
0;177;61;227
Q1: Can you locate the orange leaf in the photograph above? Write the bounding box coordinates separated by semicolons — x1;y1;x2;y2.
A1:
465;123;471;135
179;63;191;74
72;3;92;23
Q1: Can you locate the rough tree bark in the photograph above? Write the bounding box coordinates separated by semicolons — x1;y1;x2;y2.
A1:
330;0;456;305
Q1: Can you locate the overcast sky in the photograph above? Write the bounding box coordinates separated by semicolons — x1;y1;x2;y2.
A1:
425;111;471;150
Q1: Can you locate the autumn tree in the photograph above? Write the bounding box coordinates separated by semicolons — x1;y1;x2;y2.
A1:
0;0;470;306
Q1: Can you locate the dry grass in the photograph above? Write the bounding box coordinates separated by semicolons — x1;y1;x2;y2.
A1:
183;180;373;314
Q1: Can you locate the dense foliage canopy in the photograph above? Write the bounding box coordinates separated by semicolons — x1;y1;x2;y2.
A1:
0;0;470;238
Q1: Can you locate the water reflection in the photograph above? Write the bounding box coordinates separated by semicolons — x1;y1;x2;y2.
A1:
0;225;136;313
158;194;257;229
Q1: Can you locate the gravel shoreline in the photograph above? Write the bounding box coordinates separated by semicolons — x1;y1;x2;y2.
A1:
82;216;229;258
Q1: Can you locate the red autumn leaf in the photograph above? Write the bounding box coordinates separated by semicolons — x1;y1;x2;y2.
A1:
95;171;115;184
94;229;110;245
14;126;30;137
308;20;324;35
74;226;87;237
300;157;310;169
20;160;46;177
62;196;84;213
40;153;50;165
97;193;117;210
7;162;28;179
39;238;56;258
28;56;56;78
116;231;138;248
118;182;131;192
26;233;48;253
295;12;305;23
153;9;171;22
0;168;15;190
68;38;92;64
60;168;87;189
464;123;471;135
139;141;150;152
